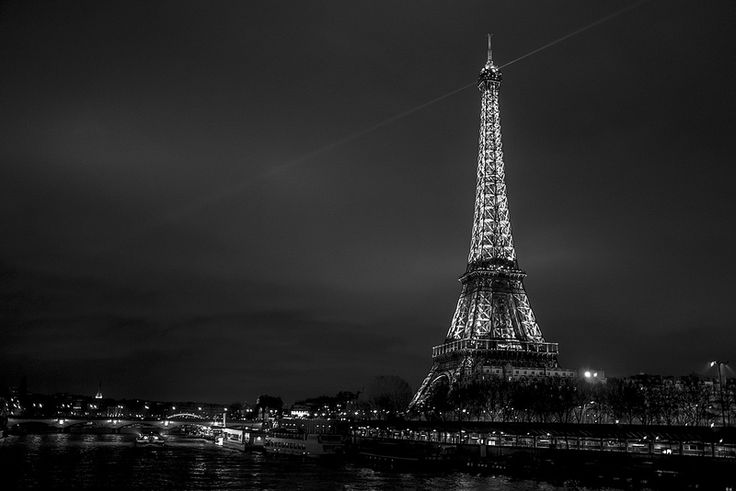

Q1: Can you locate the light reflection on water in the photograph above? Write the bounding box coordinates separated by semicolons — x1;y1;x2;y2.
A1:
0;434;586;490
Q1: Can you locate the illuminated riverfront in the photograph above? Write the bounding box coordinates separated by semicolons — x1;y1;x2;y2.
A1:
1;0;735;489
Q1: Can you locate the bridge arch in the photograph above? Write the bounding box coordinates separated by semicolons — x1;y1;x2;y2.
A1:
167;413;204;420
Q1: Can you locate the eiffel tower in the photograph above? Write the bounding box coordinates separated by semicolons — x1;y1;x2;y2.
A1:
410;38;561;409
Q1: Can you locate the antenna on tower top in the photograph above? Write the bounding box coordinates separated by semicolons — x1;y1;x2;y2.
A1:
486;33;494;66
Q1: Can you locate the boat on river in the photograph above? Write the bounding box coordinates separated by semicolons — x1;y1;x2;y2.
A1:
135;430;166;446
264;429;345;457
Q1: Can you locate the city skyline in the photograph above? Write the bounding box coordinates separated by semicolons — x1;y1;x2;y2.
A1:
1;0;735;402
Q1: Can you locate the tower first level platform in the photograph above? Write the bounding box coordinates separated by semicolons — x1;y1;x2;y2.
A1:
437;262;558;368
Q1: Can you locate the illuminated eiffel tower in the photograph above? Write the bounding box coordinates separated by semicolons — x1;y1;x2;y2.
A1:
410;38;562;408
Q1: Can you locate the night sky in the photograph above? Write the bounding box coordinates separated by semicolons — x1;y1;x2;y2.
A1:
1;1;734;403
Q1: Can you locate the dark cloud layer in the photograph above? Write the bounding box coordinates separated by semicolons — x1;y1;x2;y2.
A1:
1;0;734;402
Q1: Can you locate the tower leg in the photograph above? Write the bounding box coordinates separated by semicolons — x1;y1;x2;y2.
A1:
408;355;479;412
408;363;440;410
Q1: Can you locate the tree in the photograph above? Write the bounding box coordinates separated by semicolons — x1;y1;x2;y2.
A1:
420;378;451;422
679;374;711;426
548;378;577;424
605;378;641;424
228;402;250;419
363;375;412;418
570;380;594;424
479;377;508;422
509;379;536;422
461;379;498;421
255;394;283;419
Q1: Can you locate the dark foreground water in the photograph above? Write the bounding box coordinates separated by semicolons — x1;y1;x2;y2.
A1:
0;434;594;490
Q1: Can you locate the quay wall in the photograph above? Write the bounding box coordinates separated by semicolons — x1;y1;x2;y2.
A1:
355;436;736;488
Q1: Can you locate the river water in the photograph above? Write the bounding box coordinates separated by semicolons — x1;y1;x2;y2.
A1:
0;434;593;490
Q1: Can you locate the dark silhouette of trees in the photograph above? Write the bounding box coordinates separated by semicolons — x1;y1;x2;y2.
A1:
362;376;413;419
228;402;245;418
418;379;451;422
605;378;643;424
679;375;712;426
255;394;283;419
408;373;726;427
293;391;358;417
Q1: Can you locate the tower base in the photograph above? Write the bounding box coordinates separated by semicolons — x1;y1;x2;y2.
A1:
408;345;568;410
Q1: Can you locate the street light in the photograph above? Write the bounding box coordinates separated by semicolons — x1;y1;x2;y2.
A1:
710;360;729;427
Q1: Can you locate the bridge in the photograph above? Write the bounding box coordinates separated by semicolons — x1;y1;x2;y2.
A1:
7;415;216;434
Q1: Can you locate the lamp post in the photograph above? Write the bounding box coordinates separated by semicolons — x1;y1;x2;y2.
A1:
710;361;729;427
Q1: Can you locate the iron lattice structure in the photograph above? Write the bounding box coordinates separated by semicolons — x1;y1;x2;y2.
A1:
410;43;559;409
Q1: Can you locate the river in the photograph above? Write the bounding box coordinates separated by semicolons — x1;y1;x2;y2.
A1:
0;434;593;490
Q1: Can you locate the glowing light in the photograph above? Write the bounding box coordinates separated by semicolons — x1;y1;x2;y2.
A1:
584;371;592;378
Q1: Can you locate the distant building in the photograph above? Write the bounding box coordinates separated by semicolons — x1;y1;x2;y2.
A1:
289;404;310;418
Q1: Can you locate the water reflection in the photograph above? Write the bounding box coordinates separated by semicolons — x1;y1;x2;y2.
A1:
1;434;582;490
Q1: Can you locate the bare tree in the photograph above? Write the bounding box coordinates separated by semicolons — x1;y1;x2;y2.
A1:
363;375;412;419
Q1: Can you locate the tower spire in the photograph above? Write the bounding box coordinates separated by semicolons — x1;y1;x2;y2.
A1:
471;35;512;266
486;33;493;67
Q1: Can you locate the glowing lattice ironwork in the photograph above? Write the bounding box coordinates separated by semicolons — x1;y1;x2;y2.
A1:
410;40;559;410
468;64;516;265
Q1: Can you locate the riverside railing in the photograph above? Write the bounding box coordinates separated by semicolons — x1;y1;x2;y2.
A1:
354;426;736;459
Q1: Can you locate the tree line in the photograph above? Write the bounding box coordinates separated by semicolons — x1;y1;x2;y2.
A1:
412;374;733;427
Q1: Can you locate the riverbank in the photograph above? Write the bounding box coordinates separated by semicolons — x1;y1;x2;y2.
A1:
6;418;736;489
354;436;735;489
349;422;736;489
